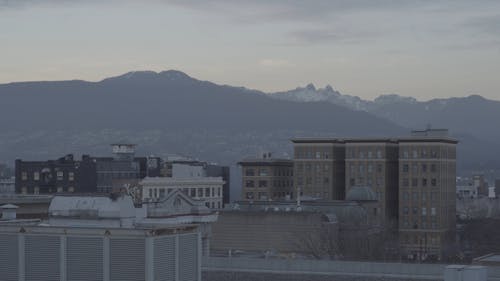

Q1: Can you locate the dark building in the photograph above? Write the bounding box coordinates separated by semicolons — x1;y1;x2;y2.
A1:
15;154;97;194
206;164;231;205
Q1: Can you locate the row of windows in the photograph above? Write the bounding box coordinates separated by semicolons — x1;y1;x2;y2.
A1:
402;163;438;173
400;148;450;159
205;201;222;209
245;168;293;177
402;206;437;216
347;149;384;159
296;177;330;186
20;186;75;194
245;192;270;200
402;178;438;187
349;163;383;174
245;179;294;188
402;191;439;201
295;151;330;159
295;163;330;173
147;186;222;199
349;177;383;187
21;171;74;181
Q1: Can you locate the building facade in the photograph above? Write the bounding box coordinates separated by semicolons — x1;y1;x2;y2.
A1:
238;156;293;201
292;140;346;200
345;140;399;226
290;129;457;260
397;133;457;260
15;154;97;195
0;194;204;281
140;177;225;210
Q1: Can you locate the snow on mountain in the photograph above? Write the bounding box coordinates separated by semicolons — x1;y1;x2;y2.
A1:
269;83;370;111
269;84;423;112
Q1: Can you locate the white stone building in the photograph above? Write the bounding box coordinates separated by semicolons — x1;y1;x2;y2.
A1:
0;192;218;281
140;177;225;210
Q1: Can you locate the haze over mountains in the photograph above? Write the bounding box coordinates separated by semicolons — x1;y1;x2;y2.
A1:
0;70;498;178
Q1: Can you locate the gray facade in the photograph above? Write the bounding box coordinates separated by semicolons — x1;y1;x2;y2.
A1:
0;226;201;281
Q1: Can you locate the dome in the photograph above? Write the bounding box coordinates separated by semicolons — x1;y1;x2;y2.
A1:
346;186;377;201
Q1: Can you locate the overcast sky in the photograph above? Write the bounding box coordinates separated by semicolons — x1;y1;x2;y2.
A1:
1;0;500;100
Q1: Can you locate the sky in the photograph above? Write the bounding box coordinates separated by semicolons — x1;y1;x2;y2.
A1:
1;0;500;100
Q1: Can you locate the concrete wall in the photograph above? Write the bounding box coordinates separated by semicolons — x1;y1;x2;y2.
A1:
203;257;445;279
203;257;500;280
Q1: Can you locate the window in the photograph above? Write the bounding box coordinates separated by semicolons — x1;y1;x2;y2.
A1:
212;188;215;197
422;178;428;187
403;150;409;158
350;164;355;174
245;169;255;176
403;207;409;215
306;177;312;184
315;152;321;159
359;164;364;173
190;189;196;197
376;150;382;158
154;188;158;198
259;168;268;176
412;192;418;201
218;202;221;209
324;152;329;159
305;164;311;171
324;164;329;171
34;187;40;195
376;164;382;173
258;180;268;187
421;192;427;202
421;164;427;172
431;207;436;216
368;151;373;159
246;192;254;199
402;164;409;173
218;188;221;197
403;192;409;200
197;188;203;197
34;172;40;181
412;207;418;215
422;207;427;215
205;188;210;197
57;187;63;193
323;177;330;184
412;150;418;158
412;164;418;173
431;178;437;187
159;188;165;197
57;171;64;181
258;192;268;200
211;202;215;209
68;186;75;192
245;180;255;187
21;172;28;181
68;172;74;181
368;164;373;173
376;177;382;186
149;189;153;198
349;178;355;186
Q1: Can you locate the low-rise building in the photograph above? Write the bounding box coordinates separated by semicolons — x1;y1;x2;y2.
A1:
0;192;217;281
140;177;225;210
238;154;294;201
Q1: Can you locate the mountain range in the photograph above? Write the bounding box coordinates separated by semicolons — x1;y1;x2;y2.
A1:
0;70;498;181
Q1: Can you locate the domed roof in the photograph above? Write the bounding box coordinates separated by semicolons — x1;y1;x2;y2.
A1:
346;186;377;201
